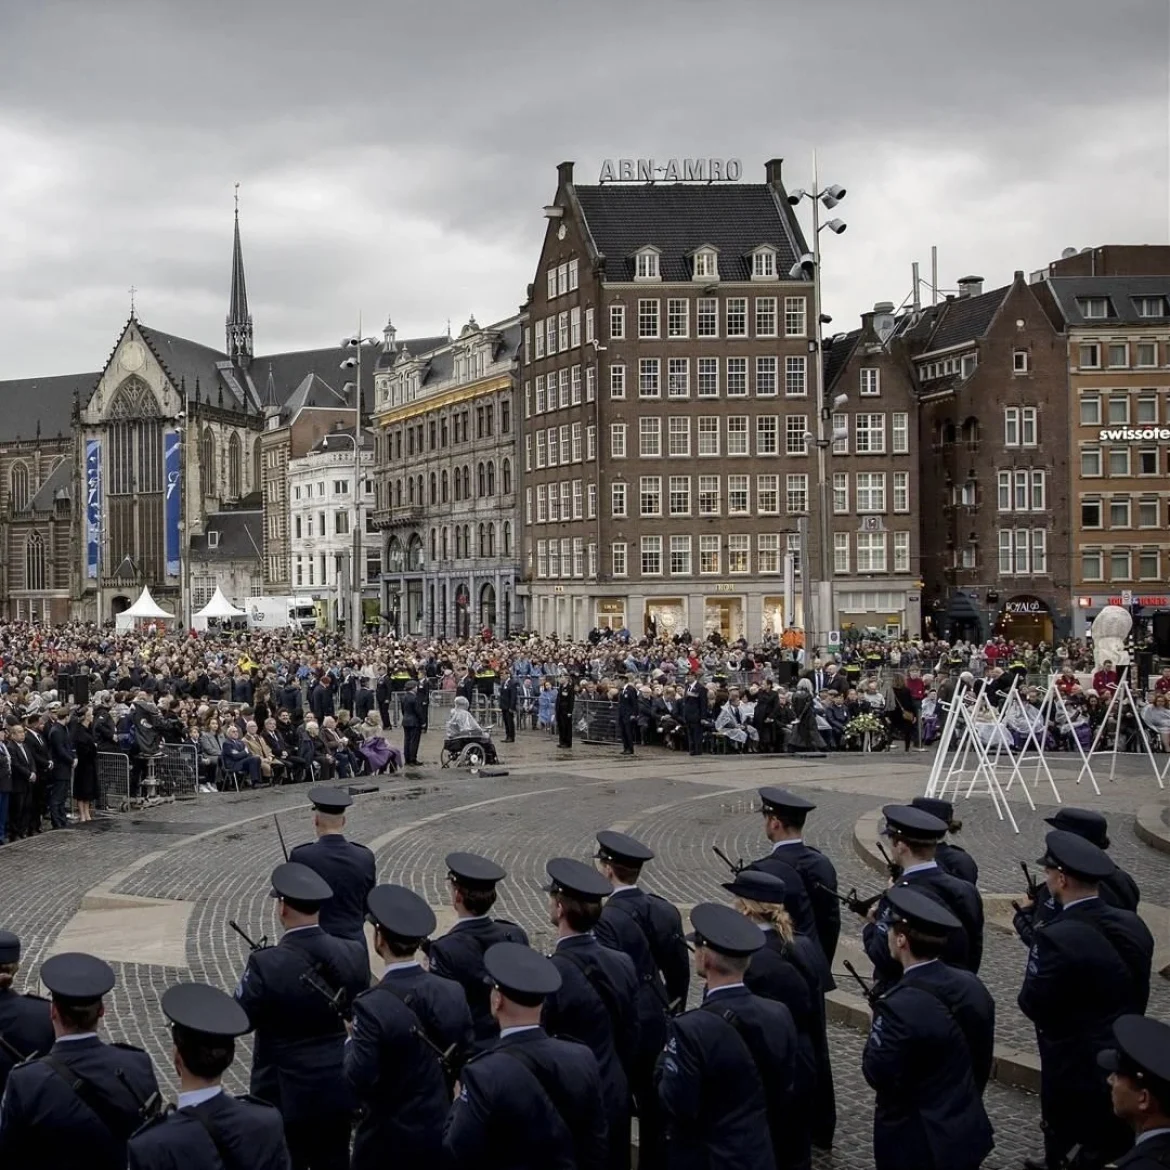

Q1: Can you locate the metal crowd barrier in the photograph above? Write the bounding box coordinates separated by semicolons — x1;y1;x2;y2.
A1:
97;752;132;812
575;699;620;745
159;742;199;799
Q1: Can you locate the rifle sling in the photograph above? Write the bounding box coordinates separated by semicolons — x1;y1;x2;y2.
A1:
181;1103;239;1170
37;1053;141;1142
604;897;672;1011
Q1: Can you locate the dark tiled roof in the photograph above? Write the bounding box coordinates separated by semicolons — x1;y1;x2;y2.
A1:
0;371;95;441
138;326;237;404
1045;276;1170;326
918;286;1009;353
189;510;263;562
573;184;806;282
824;330;861;391
26;456;73;512
284;373;350;414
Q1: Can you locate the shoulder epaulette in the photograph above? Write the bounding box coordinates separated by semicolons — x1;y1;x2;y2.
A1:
238;1093;280;1110
111;1041;148;1054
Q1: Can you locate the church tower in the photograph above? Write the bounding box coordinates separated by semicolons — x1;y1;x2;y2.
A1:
226;186;253;369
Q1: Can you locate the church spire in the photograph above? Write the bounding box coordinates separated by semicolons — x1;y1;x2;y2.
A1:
226;183;253;369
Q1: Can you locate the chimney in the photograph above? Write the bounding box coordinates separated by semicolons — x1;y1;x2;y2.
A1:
557;160;575;188
957;275;984;299
1013;270;1024;282
765;158;784;188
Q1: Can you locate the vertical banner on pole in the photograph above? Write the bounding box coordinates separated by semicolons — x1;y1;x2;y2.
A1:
164;430;181;577
86;439;102;580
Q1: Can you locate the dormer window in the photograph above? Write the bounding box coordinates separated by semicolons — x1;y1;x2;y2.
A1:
752;248;777;279
1134;296;1167;318
208;531;220;549
1077;296;1112;320
634;248;660;281
693;250;718;280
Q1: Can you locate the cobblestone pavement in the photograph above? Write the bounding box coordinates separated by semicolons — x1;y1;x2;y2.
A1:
4;727;1164;1161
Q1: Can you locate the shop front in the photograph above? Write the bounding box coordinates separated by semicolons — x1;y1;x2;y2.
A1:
1076;592;1170;638
645;597;686;638
994;594;1053;646
594;598;626;631
704;594;744;641
762;595;806;638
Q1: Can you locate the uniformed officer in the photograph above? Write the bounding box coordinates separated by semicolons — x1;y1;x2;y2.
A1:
1098;1014;1170;1170
287;786;376;946
863;805;984;993
425;852;529;1048
655;906;777;1170
1018;830;1154;1170
234;862;370;1170
1013;808;1141;947
0;952;160;1170
757;787;841;965
862;886;995;1170
909;796;979;885
346;886;459;1170
724;869;828;1166
0;931;54;1094
543;857;641;1170
127;982;290;1170
443;942;608;1170
363;883;473;1080
742;813;820;948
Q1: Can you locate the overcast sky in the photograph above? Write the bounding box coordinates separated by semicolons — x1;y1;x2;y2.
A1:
1;0;1167;379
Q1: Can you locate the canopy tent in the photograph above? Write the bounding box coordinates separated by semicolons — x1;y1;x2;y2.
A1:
115;586;176;631
192;586;247;631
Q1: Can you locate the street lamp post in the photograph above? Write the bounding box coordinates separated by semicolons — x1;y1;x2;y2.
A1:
788;155;848;656
340;323;379;649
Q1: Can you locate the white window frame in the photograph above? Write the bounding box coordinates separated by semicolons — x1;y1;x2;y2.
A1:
859;368;880;396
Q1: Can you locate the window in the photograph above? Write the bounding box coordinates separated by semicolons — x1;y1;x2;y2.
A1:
1136;341;1158;367
570;366;582;404
753;356;777;398
1139;498;1159;526
335;511;349;535
1080;296;1111;319
667;298;689;338
1081;447;1101;476
535;375;547;414
1137;395;1157;424
834;532;850;574
1080;394;1101;425
757;474;779;514
1081;549;1103;580
1013;349;1030;373
547;268;558;299
1081;499;1102;528
1014;469;1029;510
857;532;887;573
693;250;718;279
998;531;1012;575
1139;449;1158;475
726;298;747;337
610;364;626;398
1005;407;1019;446
571;422;583;462
586;366;596;401
856;472;886;512
697;357;719;397
1108;396;1129;424
1135;296;1166;317
570;307;581;347
640;476;662;516
893;531;910;573
785;473;808;514
726;357;748;397
1109;448;1130;476
1110;550;1132;580
548;427;559;465
728;474;750;514
585;307;595;343
754;250;776;279
568;258;579;290
784;297;806;336
755;297;777;336
559;368;570;408
832;412;848;454
855;413;886;453
639;358;661;398
892;412;909;454
639;417;661;457
784;356;807;397
1139;550;1160;580
698;417;720;455
545;318;557;355
557;263;569;295
641;536;662;575
728;534;750;573
893;471;909;512
700;534;720;573
547;540;558;576
610;423;626;458
697;298;718;337
611;481;627;517
587;483;598;519
612;542;628;577
609;305;625;339
669;475;691;515
758;533;781;573
524;328;532;364
756;415;778;455
727;416;749;455
860;368;880;396
786;415;809;454
636;251;659;280
1079;342;1100;369
1108;342;1129;369
1110;497;1131;528
833;472;849;513
638;299;660;339
698;475;720;516
670;535;692;575
1031;470;1046;510
668;416;691;457
667;358;690;398
586;424;597;460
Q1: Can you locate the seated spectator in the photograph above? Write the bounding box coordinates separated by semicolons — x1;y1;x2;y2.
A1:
1142;693;1170;751
197;717;225;792
220;724;261;789
243;719;280;784
298;719;333;782
321;715;357;778
1091;660;1119;697
1156;666;1170;696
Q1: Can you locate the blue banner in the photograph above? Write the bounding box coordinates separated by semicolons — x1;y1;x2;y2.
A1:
86;439;101;580
165;430;181;577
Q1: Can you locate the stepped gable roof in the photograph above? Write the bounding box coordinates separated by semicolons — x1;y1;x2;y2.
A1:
0;371;96;441
573;182;805;283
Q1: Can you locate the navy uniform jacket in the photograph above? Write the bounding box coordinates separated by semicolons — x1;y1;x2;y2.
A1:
127;1091;290;1170
765;839;842;965
0;1035;160;1170
656;1009;775;1170
864;865;984;990
234;925;370;1123
642;893;692;1013
426;916;529;1047
1014;863;1142;947
0;990;54;1094
444;1026;608;1170
862;961;995;1170
1018;898;1153;1155
934;842;979;886
545;933;640;1167
288;834;377;944
344;979;450;1170
743;851;820;953
700;985;798;1170
1117;1131;1170;1169
374;961;473;1065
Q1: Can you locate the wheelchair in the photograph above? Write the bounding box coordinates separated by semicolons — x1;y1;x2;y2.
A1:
440;732;500;770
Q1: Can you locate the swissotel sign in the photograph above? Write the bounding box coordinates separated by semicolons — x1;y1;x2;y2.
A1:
1097;427;1170;442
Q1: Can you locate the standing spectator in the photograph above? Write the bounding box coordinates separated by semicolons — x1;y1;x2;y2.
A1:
498;673;518;744
45;707;75;828
399;680;423;766
0;723;11;844
70;707;98;823
537;678;557;733
887;674;918;754
555;675;575;749
682;672;709;756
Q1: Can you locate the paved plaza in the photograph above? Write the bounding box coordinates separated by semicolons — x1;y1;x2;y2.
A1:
2;727;1168;1169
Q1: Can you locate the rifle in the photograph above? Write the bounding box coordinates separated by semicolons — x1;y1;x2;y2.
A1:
817;880;884;918
712;845;746;876
0;1030;29;1065
229;920;268;951
274;815;289;862
875;840;903;881
411;1025;460;1081
115;1066;164;1123
840;959;878;1006
1019;861;1041;901
299;968;351;1021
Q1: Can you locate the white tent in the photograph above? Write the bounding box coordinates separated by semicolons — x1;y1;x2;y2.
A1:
115;586;176;631
192;586;247;631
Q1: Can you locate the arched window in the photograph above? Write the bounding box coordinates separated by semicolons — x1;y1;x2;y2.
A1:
453;471;461;503
9;461;29;511
477;462;485;497
441;469;449;503
454;527;463;558
429;473;437;505
502;458;512;495
416;475;424;505
503;521;512;557
387;538;404;573
487;522;496;557
429;528;437;561
407;534;423;571
462;466;470;498
408;478;416;505
252;437;262;493
486;461;496;495
477;523;485;558
228;432;242;498
442;527;449;560
109;378;165;580
25;532;45;591
200;429;217;497
394;479;402;507
463;524;471;556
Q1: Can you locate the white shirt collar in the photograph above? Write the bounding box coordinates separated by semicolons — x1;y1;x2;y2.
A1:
608;883;638;895
1137;1129;1170;1146
499;1024;542;1039
56;1032;99;1043
903;958;940;974
282;924;319;936
771;839;802;850
450;914;490;929
704;982;746;996
1061;895;1100;912
179;1086;223;1110
383;960;421;972
901;861;938;876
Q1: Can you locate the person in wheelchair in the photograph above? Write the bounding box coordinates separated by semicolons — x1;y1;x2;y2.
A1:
443;696;498;765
